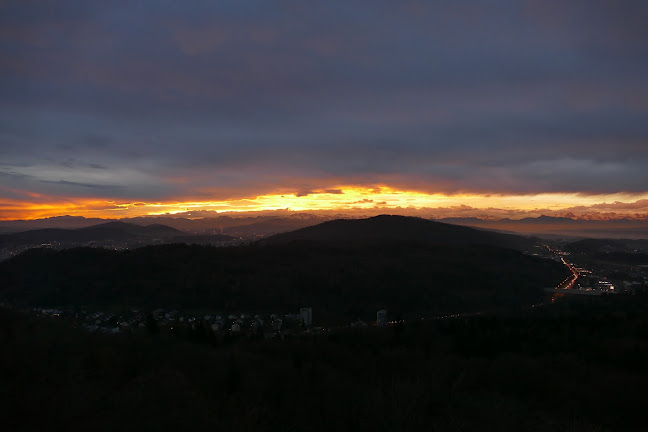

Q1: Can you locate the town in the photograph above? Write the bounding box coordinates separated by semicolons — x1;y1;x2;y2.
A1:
22;305;395;339
537;243;648;296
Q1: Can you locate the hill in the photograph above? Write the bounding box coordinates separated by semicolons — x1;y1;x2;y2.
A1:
0;221;185;246
223;217;326;236
82;221;184;236
0;214;330;236
262;215;536;251
0;217;568;319
0;215;116;233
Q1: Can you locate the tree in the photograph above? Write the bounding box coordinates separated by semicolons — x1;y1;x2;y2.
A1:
146;312;159;336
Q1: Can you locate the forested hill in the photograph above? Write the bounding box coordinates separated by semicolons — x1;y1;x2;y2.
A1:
262;215;536;251
0;217;568;320
0;221;185;245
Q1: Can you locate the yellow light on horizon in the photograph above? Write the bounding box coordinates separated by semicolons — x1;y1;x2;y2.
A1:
1;185;648;221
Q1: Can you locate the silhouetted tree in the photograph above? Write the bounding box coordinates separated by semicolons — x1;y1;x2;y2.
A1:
145;312;159;336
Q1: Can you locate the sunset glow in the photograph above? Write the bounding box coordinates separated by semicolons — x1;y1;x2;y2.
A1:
3;186;648;221
2;1;648;224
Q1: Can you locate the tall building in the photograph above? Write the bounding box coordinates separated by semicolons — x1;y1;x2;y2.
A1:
377;309;387;327
300;307;312;327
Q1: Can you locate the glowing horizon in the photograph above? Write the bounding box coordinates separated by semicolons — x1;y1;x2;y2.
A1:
3;2;648;225
2;186;648;221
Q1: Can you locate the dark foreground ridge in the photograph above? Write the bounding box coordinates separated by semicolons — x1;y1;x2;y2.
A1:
2;293;647;431
0;216;567;320
1;216;645;431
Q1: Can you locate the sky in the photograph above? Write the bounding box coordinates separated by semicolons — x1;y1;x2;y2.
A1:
1;0;648;220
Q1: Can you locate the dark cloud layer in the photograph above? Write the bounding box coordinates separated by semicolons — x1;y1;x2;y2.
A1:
1;0;647;200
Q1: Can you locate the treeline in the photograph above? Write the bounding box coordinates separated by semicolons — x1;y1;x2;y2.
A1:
1;293;647;431
0;241;568;320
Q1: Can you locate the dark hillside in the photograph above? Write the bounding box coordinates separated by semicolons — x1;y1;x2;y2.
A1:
223;217;322;236
2;294;648;431
262;215;535;251
0;241;567;320
82;221;184;237
0;222;185;246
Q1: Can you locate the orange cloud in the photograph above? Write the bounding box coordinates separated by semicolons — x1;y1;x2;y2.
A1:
2;185;648;221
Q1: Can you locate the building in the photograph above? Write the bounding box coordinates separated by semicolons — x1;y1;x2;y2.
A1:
377;309;387;327
300;307;312;327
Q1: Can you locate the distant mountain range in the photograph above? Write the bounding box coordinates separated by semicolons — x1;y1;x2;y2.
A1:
0;214;331;236
2;213;647;240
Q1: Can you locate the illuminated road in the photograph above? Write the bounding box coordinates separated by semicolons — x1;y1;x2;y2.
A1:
557;257;580;289
544;245;579;290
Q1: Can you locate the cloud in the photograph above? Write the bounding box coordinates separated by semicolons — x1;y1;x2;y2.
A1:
590;200;648;211
39;179;124;190
170;23;228;56
0;0;647;210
